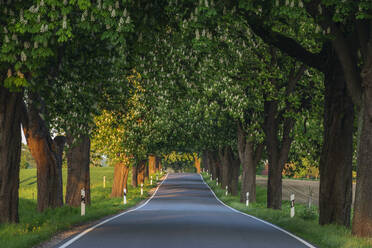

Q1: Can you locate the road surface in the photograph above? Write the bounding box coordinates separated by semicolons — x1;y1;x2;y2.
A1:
55;173;315;248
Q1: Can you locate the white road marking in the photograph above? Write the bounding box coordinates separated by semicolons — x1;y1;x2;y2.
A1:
58;173;169;248
199;174;317;248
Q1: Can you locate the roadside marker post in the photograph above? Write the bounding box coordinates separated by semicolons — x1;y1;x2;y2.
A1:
103;176;106;188
225;186;228;196
123;188;127;205
210;175;212;181
156;175;158;181
141;183;143;196
246;192;249;207
290;194;295;218
81;188;86;216
216;178;219;186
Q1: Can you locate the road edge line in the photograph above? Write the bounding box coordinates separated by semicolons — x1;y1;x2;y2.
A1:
199;174;317;248
58;173;169;248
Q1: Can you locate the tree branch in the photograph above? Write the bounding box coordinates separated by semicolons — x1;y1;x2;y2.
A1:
238;9;325;71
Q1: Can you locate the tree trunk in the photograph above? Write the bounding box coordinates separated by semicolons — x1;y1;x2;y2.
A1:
352;51;372;237
201;152;208;171
148;155;156;175
22;94;63;211
144;160;149;181
230;156;240;196
205;151;213;174
219;147;232;190
53;136;66;206
111;162;129;198
155;156;162;172
65;135;91;207
264;100;281;209
267;159;283;209
194;156;201;173
237;124;263;202
264;100;295;209
132;164;138;188
0;86;22;223
209;152;218;180
319;58;353;227
137;160;146;185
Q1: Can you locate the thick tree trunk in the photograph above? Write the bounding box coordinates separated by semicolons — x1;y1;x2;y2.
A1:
144;160;149;181
155;157;162;172
65;135;91;207
205;151;213;174
229;156;240;196
137;160;146;185
22;95;63;211
0;86;22;223
194;156;201;173
267;160;283;209
319;59;353;226
219;147;232;190
132;164;138;188
264;100;295;209
264;100;281;209
53;136;66;206
237;124;263;202
148;155;156;175
209;151;220;180
111;162;129;198
352;53;372;237
201;152;208;171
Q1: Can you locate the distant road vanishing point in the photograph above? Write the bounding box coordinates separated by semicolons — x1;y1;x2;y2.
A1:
55;173;316;248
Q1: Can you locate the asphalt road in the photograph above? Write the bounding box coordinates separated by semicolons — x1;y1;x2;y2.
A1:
56;173;315;248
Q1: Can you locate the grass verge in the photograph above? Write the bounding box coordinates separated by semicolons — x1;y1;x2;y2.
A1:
0;167;163;248
201;173;372;248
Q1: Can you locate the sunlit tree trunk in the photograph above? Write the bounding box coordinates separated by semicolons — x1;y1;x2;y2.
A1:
22;93;63;211
111;162;129;197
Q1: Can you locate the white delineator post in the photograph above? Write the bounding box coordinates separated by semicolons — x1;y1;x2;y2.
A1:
81;188;86;216
123;188;127;205
216;178;219;186
290;194;295;218
103;176;106;188
156;175;158;181
141;183;143;196
225;185;228;196
150;176;153;185
246;192;249;207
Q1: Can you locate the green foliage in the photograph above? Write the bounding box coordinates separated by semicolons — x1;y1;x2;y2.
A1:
299;207;318;221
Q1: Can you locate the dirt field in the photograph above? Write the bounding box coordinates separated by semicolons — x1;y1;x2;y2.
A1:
256;176;356;207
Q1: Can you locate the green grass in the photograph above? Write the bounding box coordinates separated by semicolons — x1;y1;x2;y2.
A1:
0;167;163;248
202;173;372;248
